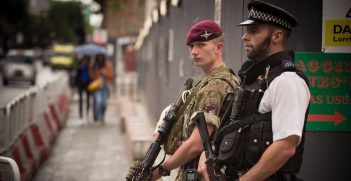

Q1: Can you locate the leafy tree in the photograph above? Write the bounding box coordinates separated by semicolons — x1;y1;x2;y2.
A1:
0;0;90;52
0;0;29;51
93;0;128;28
48;1;86;44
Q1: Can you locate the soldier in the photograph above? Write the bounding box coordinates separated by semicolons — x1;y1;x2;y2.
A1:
199;1;310;181
150;20;239;180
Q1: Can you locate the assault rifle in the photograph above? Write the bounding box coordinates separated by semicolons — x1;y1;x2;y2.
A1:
126;78;194;181
193;76;247;181
193;112;227;181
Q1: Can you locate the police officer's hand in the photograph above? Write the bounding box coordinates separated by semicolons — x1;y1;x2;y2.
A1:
197;151;210;181
152;105;172;138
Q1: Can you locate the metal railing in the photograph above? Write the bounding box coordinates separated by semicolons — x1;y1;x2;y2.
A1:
0;72;69;155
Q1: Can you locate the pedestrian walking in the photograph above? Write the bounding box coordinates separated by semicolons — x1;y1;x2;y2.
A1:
90;53;113;126
75;55;92;126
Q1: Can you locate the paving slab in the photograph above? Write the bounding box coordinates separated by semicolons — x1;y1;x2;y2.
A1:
33;97;131;181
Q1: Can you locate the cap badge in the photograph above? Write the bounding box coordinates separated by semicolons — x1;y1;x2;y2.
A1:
200;31;212;40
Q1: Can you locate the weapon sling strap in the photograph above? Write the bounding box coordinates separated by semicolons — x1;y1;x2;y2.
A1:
216;112;272;139
174;66;235;122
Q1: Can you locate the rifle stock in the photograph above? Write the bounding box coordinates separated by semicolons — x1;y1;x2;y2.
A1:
126;77;193;181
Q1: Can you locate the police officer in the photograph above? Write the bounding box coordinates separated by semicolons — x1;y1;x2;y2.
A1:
150;20;239;181
235;1;310;180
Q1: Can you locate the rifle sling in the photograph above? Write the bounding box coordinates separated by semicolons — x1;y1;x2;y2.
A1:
217;112;271;139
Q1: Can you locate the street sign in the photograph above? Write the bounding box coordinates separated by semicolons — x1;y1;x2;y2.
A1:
295;52;351;131
93;29;107;45
325;20;351;46
322;0;351;53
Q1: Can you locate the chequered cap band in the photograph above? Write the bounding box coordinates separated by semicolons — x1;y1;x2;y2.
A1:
248;8;293;30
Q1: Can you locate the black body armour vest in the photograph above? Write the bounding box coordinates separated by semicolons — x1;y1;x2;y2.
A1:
217;51;309;175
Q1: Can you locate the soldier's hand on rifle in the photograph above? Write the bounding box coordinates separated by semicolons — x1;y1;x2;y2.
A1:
152;105;172;138
197;151;210;181
150;168;161;181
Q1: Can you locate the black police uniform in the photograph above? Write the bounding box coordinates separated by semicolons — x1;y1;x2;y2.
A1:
215;1;309;180
237;52;309;180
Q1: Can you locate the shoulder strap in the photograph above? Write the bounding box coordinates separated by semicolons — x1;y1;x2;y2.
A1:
174;78;205;121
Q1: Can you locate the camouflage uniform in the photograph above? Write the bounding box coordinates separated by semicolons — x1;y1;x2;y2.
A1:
165;64;239;181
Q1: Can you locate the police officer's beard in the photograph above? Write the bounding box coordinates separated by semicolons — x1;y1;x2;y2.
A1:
248;34;272;61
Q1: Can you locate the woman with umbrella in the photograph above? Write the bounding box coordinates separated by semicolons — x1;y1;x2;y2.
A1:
89;53;113;126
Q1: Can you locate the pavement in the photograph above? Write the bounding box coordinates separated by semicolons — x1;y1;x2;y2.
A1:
32;81;178;181
33;94;134;181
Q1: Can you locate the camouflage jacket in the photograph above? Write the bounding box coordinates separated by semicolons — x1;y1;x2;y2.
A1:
164;64;239;154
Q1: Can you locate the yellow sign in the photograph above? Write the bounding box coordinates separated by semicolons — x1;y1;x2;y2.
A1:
325;20;351;46
347;8;351;17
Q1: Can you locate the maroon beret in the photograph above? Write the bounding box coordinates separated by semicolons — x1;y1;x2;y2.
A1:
186;19;223;45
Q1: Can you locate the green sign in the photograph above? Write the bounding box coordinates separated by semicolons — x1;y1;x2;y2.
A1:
295;52;351;131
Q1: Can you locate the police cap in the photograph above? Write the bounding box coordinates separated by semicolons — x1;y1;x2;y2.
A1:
239;0;298;30
186;19;223;45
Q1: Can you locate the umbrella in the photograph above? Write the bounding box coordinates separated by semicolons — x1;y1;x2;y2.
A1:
74;44;107;56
